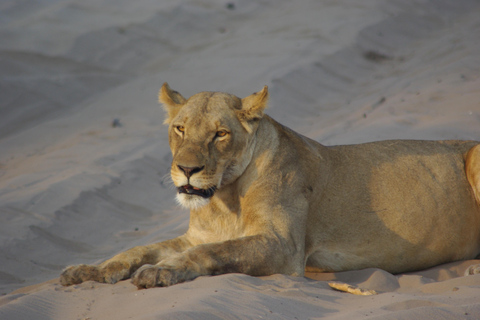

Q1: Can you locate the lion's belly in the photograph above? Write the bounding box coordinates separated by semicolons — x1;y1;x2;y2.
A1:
305;229;480;274
305;207;480;274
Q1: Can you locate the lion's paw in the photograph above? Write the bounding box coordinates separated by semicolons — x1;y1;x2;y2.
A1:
60;264;103;286
131;264;187;288
464;264;480;276
101;261;131;284
60;262;131;286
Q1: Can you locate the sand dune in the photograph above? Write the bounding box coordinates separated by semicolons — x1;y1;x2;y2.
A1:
1;0;480;319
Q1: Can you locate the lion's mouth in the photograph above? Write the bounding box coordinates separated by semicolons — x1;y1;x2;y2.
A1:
177;184;216;198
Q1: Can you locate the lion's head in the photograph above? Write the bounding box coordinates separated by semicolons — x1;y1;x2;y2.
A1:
159;83;269;209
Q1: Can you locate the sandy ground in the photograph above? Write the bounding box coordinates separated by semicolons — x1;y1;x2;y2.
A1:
1;0;480;319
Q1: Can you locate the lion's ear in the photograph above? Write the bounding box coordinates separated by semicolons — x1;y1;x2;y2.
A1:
238;86;269;132
159;82;187;124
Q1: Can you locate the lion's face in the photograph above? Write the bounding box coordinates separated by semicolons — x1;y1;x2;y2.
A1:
159;83;268;210
168;93;252;209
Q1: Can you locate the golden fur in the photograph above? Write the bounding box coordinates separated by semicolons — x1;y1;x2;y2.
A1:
61;83;480;288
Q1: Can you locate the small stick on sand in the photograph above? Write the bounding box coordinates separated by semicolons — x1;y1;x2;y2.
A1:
328;282;378;296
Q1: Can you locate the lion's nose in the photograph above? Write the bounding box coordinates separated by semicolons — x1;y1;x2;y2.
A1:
177;165;204;179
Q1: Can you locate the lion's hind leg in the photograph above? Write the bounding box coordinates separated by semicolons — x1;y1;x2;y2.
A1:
465;144;480;276
465;264;480;276
466;144;480;205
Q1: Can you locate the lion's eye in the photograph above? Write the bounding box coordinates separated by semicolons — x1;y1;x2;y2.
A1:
216;130;228;138
175;125;185;134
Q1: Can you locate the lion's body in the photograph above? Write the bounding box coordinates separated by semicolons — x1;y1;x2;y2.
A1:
304;138;480;273
61;84;480;288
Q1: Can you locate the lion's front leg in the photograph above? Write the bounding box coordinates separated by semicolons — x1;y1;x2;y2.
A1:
131;234;302;288
60;236;192;286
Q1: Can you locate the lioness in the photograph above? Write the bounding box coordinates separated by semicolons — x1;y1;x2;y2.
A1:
61;83;480;289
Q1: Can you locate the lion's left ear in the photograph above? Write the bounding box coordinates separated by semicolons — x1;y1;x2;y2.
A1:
159;82;187;124
237;86;269;132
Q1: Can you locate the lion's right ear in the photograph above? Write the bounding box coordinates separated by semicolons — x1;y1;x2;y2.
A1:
159;82;187;124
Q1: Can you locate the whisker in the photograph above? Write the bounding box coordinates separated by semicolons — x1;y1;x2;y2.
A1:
160;172;176;189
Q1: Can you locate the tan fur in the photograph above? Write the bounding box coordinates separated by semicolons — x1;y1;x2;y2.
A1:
60;83;480;289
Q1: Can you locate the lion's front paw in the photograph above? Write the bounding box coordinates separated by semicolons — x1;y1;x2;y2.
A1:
60;264;103;286
465;264;480;276
100;261;131;284
131;264;189;289
60;261;131;286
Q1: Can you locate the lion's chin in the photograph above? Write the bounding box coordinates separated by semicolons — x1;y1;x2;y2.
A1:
176;193;211;210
